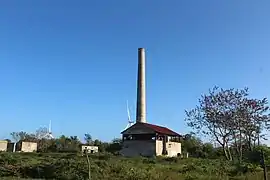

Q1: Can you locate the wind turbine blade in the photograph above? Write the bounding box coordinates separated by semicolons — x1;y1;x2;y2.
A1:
127;100;131;121
133;99;136;122
49;120;52;132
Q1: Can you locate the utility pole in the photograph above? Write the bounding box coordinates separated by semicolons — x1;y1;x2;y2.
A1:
261;149;268;180
84;148;91;180
258;133;268;180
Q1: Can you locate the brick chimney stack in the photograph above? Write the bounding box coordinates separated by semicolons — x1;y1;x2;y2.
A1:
136;48;146;123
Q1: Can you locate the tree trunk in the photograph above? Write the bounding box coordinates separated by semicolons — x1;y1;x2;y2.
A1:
239;130;243;163
226;142;233;161
223;145;230;160
223;143;232;161
248;135;252;151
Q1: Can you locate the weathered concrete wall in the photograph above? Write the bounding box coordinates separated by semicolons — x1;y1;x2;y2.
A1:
7;143;14;152
120;140;155;157
121;139;181;157
81;145;98;153
166;141;181;157
21;142;37;152
0;140;8;152
156;140;163;156
156;140;181;157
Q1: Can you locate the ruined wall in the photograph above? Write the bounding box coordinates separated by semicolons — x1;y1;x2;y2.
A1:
156;140;181;157
120;140;156;157
0;141;8;152
7;143;14;152
156;140;163;156
121;139;181;157
166;141;181;157
81;145;98;153
21;142;37;152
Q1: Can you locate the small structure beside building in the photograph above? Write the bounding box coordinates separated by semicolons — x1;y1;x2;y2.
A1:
7;142;14;152
16;141;37;152
120;122;182;157
0;140;8;152
0;140;14;152
81;145;98;154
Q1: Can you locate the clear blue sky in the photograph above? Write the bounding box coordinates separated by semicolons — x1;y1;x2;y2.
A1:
1;1;270;142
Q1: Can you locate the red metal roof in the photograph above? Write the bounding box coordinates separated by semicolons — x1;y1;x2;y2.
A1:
142;123;181;136
121;122;181;136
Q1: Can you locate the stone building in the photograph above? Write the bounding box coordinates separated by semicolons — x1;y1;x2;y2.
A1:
120;48;182;157
81;145;99;154
16;141;37;152
0;140;15;152
0;140;8;152
120;122;181;157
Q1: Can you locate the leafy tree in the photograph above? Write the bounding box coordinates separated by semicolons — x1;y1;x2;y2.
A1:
84;133;93;145
181;133;202;156
181;133;216;158
35;127;49;139
185;87;270;162
10;131;28;142
55;135;80;153
37;139;57;152
202;143;216;158
106;138;122;154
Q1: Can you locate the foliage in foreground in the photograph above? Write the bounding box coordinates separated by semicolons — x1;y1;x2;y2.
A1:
185;87;270;162
0;152;269;180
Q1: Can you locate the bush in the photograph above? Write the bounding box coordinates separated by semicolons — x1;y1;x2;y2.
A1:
0;153;268;180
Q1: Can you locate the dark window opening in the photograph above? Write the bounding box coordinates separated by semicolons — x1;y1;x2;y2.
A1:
123;134;155;141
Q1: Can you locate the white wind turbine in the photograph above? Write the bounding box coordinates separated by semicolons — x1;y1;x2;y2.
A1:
123;100;135;131
43;120;54;139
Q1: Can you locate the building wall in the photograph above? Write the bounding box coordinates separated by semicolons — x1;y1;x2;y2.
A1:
156;140;163;156
0;140;8;152
7;143;14;152
166;141;181;157
120;140;156;157
21;142;37;152
156;140;181;157
81;145;98;153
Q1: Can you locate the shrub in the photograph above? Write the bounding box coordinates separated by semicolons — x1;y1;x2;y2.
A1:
0;153;267;180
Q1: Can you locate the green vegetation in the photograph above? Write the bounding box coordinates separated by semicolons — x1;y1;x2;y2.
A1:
0;152;269;180
2;87;270;179
185;87;270;162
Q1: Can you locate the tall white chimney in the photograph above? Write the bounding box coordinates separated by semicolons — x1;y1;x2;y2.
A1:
136;48;146;123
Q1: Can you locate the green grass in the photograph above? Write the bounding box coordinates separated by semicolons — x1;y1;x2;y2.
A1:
0;152;268;180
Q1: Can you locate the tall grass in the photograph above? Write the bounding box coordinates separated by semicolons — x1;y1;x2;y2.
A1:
0;152;268;180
